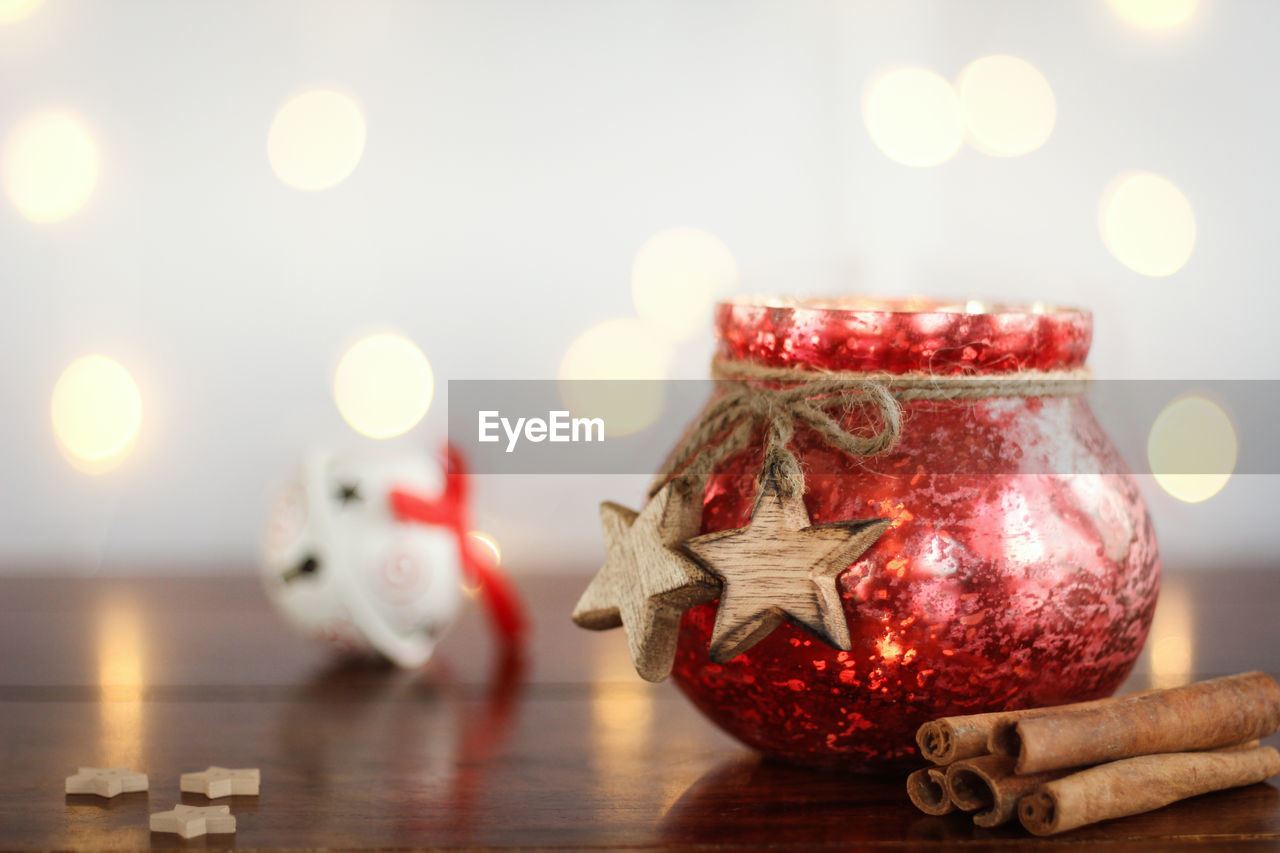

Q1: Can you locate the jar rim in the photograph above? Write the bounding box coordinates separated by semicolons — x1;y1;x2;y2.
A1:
719;294;1089;319
715;294;1093;374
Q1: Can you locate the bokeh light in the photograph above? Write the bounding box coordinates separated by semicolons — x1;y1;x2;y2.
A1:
333;333;433;439
51;355;142;474
98;593;146;765
1148;396;1237;503
863;67;964;167
957;55;1056;157
268;90;366;191
631;227;738;341
1107;0;1197;30
1099;172;1196;276
3;111;98;223
467;530;501;565
591;637;655;772
0;0;43;24
558;318;673;436
1147;577;1193;689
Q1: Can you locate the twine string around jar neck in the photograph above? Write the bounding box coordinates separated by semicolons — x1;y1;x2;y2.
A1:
648;356;1092;501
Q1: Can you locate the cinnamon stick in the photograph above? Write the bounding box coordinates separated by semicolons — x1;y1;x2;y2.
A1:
1018;744;1280;836
1008;672;1280;774
906;766;954;815
943;754;1072;828
915;693;1146;764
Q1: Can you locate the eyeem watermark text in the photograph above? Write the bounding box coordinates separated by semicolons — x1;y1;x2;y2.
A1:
478;410;605;453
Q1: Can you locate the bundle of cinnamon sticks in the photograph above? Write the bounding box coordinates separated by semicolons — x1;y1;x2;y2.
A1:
906;671;1280;835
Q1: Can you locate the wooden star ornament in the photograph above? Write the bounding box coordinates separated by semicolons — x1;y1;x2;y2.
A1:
180;766;260;798
149;804;236;838
684;478;890;663
64;766;148;798
572;478;721;682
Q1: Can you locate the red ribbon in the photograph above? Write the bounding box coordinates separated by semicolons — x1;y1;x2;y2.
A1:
388;445;527;648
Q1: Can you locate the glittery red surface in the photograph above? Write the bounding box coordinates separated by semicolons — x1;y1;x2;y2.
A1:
669;298;1160;771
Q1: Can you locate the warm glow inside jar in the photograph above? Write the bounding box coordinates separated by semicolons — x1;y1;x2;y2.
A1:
670;296;1160;771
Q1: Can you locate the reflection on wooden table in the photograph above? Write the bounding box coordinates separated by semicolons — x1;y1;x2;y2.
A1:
0;571;1277;850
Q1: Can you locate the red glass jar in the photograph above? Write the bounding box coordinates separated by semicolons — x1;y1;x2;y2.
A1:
669;297;1160;771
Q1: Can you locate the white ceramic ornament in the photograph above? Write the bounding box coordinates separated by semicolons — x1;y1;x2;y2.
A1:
260;449;465;667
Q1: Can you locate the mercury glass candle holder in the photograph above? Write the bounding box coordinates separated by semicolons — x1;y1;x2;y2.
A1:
669;297;1160;770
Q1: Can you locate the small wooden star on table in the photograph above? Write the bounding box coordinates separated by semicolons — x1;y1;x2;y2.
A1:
64;766;148;798
179;766;260;798
573;478;721;682
149;804;236;838
684;478;890;663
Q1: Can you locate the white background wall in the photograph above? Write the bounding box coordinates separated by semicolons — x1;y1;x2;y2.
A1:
1;0;1275;573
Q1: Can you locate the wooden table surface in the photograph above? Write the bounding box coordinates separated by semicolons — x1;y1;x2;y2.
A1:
1;569;1278;851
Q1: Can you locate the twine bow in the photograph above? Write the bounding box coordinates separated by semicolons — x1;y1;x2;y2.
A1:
650;357;1091;501
650;371;901;501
